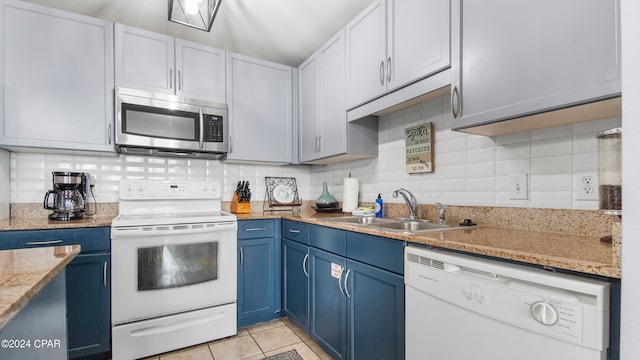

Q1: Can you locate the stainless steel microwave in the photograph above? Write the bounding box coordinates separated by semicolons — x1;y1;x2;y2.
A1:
115;87;228;159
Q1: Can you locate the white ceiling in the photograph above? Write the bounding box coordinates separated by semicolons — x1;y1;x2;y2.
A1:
22;0;375;67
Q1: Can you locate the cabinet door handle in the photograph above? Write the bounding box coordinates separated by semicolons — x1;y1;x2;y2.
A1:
302;254;309;277
344;269;351;298
107;123;112;145
318;135;322;153
239;247;244;269
451;85;460;119
379;61;385;86
169;68;173;89
245;228;266;232
26;240;63;246
386;57;392;83
103;261;108;288
229;136;233;154
338;267;345;295
288;229;300;234
178;70;182;91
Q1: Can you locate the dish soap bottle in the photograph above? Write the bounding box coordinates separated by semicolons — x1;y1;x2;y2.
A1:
375;194;383;218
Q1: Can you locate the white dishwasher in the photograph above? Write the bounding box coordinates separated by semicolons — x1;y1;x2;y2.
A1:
405;246;610;360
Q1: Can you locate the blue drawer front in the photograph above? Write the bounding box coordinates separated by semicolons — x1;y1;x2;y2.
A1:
347;232;404;275
310;225;346;256
0;227;110;253
238;219;276;239
283;220;309;244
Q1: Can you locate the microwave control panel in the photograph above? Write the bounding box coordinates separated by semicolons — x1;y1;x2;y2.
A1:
203;115;224;142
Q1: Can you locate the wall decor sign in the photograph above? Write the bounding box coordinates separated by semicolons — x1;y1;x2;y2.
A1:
405;123;434;174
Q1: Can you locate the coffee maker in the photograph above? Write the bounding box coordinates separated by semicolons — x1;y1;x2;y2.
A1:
43;171;89;220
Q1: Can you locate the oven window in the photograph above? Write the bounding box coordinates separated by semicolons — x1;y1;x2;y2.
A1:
137;242;218;291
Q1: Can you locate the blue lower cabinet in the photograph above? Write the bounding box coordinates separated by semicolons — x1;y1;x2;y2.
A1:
67;253;111;358
237;219;282;328
282;239;310;333
285;223;405;360
310;248;348;360
0;227;111;359
346;259;405;360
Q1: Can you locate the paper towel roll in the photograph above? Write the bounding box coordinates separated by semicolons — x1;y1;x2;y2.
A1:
342;178;360;212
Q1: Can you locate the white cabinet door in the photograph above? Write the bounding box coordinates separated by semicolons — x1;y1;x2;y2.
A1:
318;31;347;159
0;0;114;153
226;53;293;163
451;0;621;130
346;0;451;111
298;55;320;163
387;0;450;91
175;39;226;102
114;24;174;94
345;0;387;110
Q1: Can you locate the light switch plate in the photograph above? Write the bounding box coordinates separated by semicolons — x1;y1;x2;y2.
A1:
509;173;528;200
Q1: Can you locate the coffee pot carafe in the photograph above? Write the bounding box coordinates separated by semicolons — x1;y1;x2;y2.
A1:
44;171;88;221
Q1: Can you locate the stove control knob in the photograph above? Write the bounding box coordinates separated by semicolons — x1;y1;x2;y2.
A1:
531;301;558;326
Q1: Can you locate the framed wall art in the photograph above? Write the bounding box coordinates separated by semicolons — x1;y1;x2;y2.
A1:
405;122;434;174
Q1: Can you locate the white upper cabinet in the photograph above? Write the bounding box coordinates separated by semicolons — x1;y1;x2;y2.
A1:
115;24;225;102
346;0;450;110
299;30;377;164
225;52;293;164
450;0;621;135
0;0;115;153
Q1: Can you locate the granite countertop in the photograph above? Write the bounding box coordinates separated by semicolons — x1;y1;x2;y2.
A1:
280;214;621;279
0;245;81;329
0;216;114;231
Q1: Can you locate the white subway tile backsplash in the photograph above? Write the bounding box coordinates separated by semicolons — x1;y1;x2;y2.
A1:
8;94;615;212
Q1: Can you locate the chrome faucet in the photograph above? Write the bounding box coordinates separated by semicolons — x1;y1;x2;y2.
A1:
392;188;417;220
435;202;446;224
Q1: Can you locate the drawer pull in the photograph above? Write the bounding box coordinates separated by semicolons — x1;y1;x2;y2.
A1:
288;229;301;234
26;240;63;246
245;228;267;232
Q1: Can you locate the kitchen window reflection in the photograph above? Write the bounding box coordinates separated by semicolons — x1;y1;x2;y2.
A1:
138;242;218;291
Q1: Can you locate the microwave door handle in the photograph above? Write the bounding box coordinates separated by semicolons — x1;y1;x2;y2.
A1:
199;108;204;149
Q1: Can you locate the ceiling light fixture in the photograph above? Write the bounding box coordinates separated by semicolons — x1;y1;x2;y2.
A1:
168;0;222;32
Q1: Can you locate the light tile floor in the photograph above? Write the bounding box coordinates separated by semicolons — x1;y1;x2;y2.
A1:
141;318;332;360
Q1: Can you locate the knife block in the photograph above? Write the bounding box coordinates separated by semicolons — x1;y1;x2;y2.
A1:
231;192;251;214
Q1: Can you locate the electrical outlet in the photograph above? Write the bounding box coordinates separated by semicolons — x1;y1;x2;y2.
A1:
576;173;598;201
509;173;528;200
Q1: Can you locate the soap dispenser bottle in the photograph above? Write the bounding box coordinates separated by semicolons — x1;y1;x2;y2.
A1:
375;194;383;218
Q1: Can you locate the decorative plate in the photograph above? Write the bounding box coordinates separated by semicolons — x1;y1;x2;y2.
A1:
273;184;295;204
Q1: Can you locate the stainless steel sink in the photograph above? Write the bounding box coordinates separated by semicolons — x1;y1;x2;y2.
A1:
323;216;472;234
369;220;468;233
323;216;397;225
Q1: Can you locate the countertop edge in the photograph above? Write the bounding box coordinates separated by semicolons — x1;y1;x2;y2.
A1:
278;216;621;279
0;245;81;330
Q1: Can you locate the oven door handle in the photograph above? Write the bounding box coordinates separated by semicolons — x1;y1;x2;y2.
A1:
111;222;237;237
